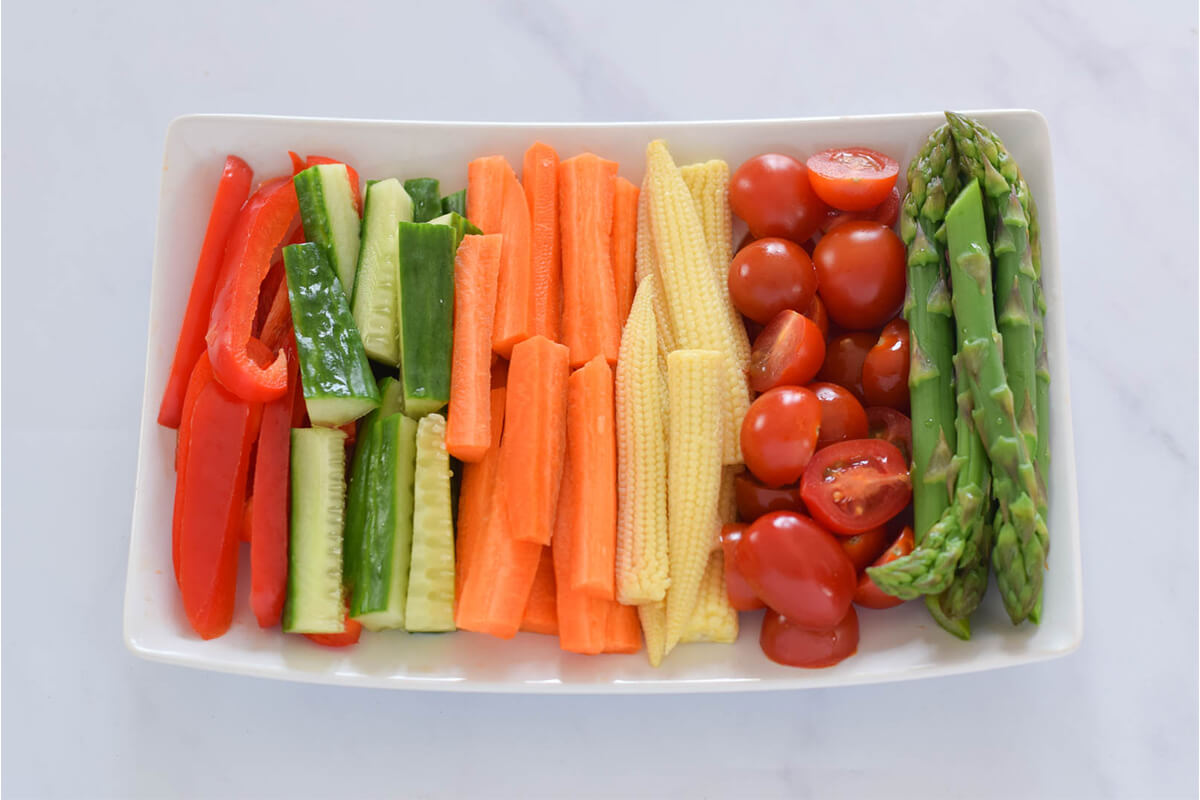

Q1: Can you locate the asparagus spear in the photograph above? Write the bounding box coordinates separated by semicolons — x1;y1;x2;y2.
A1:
945;179;1047;624
900;124;959;542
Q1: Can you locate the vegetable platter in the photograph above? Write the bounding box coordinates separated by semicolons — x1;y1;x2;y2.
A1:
125;111;1081;693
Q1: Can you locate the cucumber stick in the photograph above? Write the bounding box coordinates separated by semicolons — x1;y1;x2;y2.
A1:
378;376;405;416
405;413;456;632
351;413;419;630
440;189;466;217
283;243;381;427
351;179;413;365
404;178;441;223
396;222;455;417
429;212;483;248
294;164;362;297
284;427;348;634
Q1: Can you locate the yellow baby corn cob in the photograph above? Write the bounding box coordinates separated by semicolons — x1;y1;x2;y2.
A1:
646;140;750;465
639;601;667;667
680;551;739;644
615;280;670;605
680;160;752;373
635;174;677;355
664;349;725;654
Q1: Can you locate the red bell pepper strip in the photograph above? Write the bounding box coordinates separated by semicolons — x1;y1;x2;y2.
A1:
251;334;299;628
206;176;297;403
287;150;306;175
255;272;293;355
305;155;362;215
158;156;253;428
176;371;261;639
304;605;363;648
173;353;214;584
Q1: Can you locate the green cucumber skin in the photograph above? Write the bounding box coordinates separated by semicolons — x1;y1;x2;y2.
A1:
396;223;455;417
404;178;441;223
294;164;361;297
440;189;467;217
378;376;405;416
283;243;381;426
342;410;381;590
429;212;483;249
283;427;348;634
351;179;413;366
351;413;418;626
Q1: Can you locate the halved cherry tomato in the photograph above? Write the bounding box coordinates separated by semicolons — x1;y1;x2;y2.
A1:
806;148;899;212
304;605;362;648
730;154;830;244
866;406;913;464
720;524;764;611
822;186;902;233
812;221;906;330
734;511;856;629
816;332;876;403
749;311;826;393
854;525;915;609
802;294;830;338
760;606;859;668
808;382;868;448
840;527;891;572
862;319;910;411
728;238;818;324
734;473;805;521
740;386;821;488
800;439;912;535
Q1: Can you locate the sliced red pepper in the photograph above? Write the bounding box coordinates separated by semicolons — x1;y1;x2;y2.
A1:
256;272;294;354
305;155;362;215
173;353;214;585
176;373;261;639
206;176;298;403
304;606;363;648
159;156;253;428
287;150;306;175
251;335;299;628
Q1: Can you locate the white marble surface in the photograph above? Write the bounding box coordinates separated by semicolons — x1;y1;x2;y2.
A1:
3;1;1196;797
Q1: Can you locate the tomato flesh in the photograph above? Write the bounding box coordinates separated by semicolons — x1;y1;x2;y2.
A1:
862;319;910;411
806;148;899;212
812;221;906;330
728;238;818;324
720;524;764;611
823;186;902;233
808;382;868;449
802;294;830;338
865;406;913;464
734;472;805;521
733;511;856;629
800;439;912;535
730;154;830;244
854;526;915;609
740;386;821;488
760;606;859;668
817;332;876;403
749;310;826;393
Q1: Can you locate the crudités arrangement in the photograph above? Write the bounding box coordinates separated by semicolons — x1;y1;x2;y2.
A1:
158;111;1050;670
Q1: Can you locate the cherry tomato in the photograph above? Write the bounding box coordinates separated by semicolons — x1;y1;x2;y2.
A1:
823;186;902;233
720;524;764;611
803;294;830;338
862;319;910;411
749;311;826;393
740;386;822;488
728;238;818;324
816;332;876;403
854;525;915;609
812;221;906;330
808;382;868;448
734;511;856;629
839;526;892;572
730;154;830;244
734;472;805;521
760;606;859;668
865;406;913;464
800;439;913;534
806;148;899;212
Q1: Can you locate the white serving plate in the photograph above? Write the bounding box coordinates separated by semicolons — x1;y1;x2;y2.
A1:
126;111;1081;693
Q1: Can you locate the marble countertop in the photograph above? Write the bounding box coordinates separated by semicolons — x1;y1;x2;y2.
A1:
3;1;1196;797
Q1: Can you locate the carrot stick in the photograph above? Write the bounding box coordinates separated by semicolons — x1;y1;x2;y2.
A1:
467;156;511;235
492;169;535;357
447;234;503;462
552;450;609;654
559;154;620;368
610;177;640;327
519;548;558;636
604;602;643;654
566;355;617;600
499;335;568;546
454;468;543;639
523;142;562;343
490;353;509;390
454;387;506;603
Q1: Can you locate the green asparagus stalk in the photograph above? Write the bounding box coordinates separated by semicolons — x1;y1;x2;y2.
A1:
900;124;959;542
945;179;1047;624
